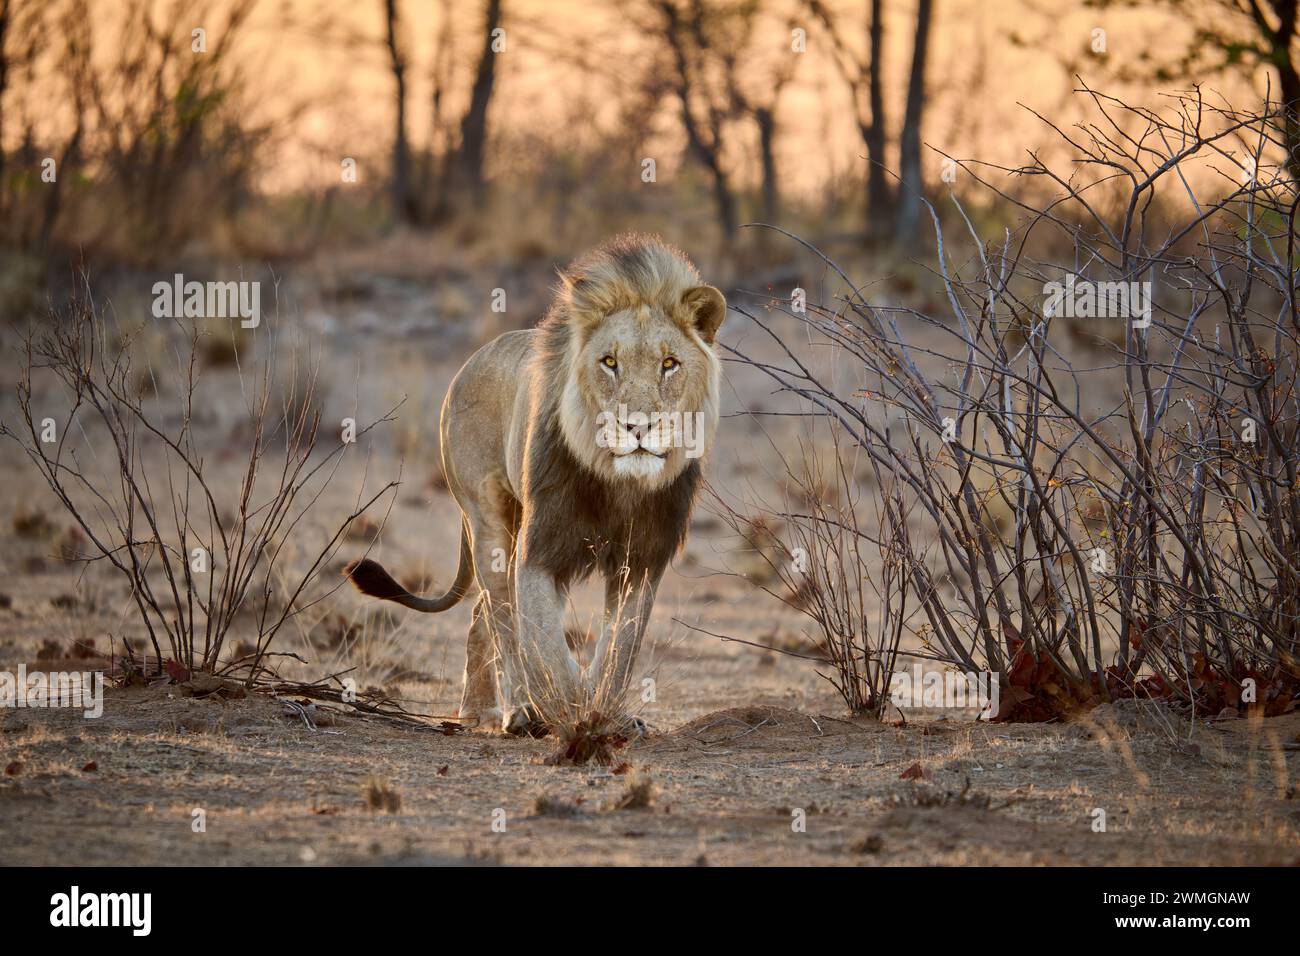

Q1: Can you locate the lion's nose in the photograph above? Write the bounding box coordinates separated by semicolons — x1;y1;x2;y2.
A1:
621;413;650;441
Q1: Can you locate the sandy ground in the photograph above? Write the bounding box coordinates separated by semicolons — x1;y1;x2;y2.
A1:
3;683;1298;865
2;252;1298;866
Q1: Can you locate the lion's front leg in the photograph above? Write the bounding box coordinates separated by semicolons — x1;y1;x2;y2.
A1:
507;562;584;728
588;568;660;706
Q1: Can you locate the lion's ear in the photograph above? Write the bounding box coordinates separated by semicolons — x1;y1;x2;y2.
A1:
682;285;726;344
559;269;600;319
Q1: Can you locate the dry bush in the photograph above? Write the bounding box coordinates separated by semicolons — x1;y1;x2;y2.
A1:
1;281;399;681
723;87;1300;721
544;712;631;766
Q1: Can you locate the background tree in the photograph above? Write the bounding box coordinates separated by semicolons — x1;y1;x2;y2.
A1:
0;0;10;223
1189;0;1300;177
653;0;741;241
804;0;892;235
435;0;504;217
382;0;416;225
726;4;798;226
895;0;933;248
422;0;456;214
1088;0;1300;177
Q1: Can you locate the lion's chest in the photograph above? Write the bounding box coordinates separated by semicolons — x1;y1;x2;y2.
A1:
523;441;700;589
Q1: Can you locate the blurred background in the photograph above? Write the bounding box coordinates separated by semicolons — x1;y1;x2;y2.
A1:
0;0;1291;301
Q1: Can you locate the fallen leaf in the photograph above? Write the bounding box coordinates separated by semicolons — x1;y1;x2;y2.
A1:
81;761;97;772
900;762;925;780
4;761;23;775
164;660;190;682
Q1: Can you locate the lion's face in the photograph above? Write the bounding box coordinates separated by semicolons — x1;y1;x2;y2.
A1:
559;286;725;490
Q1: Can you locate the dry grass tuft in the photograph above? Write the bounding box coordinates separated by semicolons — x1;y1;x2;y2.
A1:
12;506;56;540
362;776;402;814
609;774;654;811
531;793;583;817
543;711;629;766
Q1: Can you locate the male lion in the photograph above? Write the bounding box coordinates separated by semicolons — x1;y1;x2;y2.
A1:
345;234;726;734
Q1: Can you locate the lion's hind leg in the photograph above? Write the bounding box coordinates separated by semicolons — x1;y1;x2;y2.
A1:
459;486;528;734
458;591;501;730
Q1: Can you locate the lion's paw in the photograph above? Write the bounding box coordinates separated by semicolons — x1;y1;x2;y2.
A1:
503;705;551;738
458;706;502;732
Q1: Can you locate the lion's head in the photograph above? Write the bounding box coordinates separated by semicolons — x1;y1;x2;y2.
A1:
546;234;726;491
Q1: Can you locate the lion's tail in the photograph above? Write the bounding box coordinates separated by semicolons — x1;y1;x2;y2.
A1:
343;520;474;613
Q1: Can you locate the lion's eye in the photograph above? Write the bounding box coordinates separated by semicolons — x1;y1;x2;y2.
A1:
601;355;617;370
662;357;679;371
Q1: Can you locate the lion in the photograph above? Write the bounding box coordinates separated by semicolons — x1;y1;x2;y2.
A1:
345;234;726;734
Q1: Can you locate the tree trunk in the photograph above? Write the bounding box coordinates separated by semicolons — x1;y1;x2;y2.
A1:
710;160;738;239
39;116;81;250
450;0;502;205
1280;60;1300;181
865;0;891;229
756;105;778;223
0;0;10;222
383;0;414;225
424;0;453;216
658;0;736;241
1268;0;1300;181
895;0;933;248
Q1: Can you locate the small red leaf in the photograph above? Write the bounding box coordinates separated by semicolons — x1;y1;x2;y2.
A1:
164;660;190;682
4;761;23;776
81;761;98;772
900;762;925;780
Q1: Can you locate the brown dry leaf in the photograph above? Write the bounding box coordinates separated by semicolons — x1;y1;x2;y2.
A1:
164;660;191;683
900;762;925;780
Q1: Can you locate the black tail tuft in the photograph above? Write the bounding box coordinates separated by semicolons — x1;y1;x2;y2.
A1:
344;558;410;601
